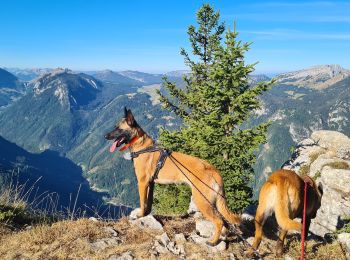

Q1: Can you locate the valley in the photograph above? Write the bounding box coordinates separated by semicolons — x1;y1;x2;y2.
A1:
1;64;349;208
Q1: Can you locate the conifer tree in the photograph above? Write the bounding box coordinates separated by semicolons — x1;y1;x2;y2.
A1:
155;4;274;212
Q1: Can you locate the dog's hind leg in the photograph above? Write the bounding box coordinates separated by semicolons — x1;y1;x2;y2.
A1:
276;229;287;256
250;203;268;254
192;190;223;246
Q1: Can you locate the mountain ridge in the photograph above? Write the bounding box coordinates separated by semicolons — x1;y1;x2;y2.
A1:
277;64;350;90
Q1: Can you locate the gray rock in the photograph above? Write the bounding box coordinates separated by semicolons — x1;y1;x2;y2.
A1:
337;146;350;159
193;212;203;219
91;237;121;251
187;196;199;214
189;233;208;244
130;214;163;231
309;156;349;177
282;130;350;237
214;241;227;252
246;237;254;246
196;219;214;238
104;227;118;237
89;217;98;222
153;240;169;254
310;167;350;236
284;255;294;260
156;232;170;247
189;233;227;252
229;253;237;260
311;131;350;159
338;233;350;253
174;233;186;243
129;208;141;220
167;241;178;254
108;251;134;260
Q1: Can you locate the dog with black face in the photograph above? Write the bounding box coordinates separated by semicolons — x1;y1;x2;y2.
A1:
105;108;241;246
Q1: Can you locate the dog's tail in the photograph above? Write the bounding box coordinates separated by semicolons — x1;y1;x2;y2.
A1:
216;194;241;225
275;181;302;231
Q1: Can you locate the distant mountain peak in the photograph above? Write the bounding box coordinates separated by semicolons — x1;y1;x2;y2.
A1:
30;69;101;108
277;64;350;90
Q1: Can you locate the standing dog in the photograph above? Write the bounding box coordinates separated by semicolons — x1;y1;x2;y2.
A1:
105;108;240;245
247;169;323;256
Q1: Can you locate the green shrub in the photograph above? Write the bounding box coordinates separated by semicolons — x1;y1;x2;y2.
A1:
338;216;350;233
153;184;191;216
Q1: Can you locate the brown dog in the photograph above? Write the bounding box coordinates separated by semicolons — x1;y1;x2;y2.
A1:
105;108;240;245
248;169;323;256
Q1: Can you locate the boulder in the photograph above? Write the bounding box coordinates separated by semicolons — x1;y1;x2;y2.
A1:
108;251;134;260
156;232;170;247
309;167;350;236
187;196;199;214
174;233;186;243
282;130;350;236
130;214;163;231
338;233;350;253
195;219;214;238
152;232;186;257
129;208;141;220
311;131;350;159
309;155;349;177
91;237;121;251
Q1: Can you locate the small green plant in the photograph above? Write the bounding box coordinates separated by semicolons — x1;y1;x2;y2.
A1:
0;209;15;221
290;145;296;154
313;171;322;180
338;216;350;233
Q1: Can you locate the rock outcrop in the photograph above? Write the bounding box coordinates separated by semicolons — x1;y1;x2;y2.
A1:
282;130;350;251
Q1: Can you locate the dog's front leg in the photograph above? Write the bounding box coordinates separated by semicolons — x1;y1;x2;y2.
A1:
144;181;154;215
137;181;149;218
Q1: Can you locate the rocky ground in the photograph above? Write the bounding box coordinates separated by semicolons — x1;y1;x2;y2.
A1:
283;130;350;254
0;131;349;259
0;210;347;260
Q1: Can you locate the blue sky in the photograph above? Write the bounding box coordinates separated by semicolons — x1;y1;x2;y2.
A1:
1;0;349;74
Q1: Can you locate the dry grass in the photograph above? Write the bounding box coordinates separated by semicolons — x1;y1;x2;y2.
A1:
299;164;310;176
309;150;325;164
324;161;350;170
0;216;346;260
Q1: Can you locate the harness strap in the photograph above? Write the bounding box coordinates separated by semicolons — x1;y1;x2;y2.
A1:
131;146;172;182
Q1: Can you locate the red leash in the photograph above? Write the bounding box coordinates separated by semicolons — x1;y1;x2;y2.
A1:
301;180;308;260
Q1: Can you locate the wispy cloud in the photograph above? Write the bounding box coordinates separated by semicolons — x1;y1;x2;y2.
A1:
242;29;350;40
223;13;350;23
223;1;350;23
248;1;336;8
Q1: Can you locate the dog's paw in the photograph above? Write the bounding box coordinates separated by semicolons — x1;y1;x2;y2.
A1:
244;249;256;259
205;240;219;247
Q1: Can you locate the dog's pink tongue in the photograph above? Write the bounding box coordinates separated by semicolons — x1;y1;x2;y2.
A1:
109;141;118;153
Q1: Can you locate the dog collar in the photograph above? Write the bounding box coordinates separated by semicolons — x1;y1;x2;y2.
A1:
119;136;140;151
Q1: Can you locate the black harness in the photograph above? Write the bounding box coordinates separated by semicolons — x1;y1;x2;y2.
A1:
130;146;172;182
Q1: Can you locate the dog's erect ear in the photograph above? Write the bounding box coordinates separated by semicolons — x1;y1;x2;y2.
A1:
124;107;128;117
126;109;135;126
